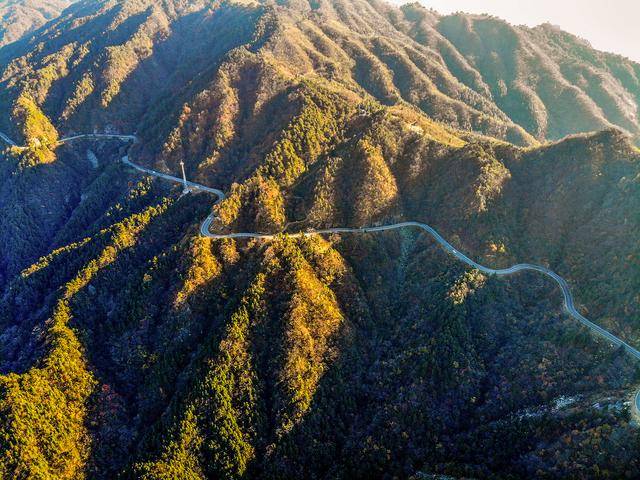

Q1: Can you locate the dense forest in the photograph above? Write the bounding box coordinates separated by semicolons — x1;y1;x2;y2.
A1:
0;0;77;47
0;0;639;478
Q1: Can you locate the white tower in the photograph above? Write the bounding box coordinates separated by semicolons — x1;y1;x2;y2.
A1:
179;160;189;193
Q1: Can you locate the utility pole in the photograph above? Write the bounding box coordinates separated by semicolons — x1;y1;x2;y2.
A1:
179;160;189;193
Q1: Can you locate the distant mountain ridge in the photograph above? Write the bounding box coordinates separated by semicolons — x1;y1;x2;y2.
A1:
0;0;77;46
1;0;639;147
385;2;640;142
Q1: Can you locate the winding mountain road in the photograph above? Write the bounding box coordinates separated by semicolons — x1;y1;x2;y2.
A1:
2;130;640;418
205;221;640;358
0;131;16;146
121;154;225;197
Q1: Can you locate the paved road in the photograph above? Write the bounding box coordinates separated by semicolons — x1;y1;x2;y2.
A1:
58;133;138;144
2;129;640;417
203;221;640;358
0;131;136;147
0;132;16;146
0;131;224;196
121;155;225;197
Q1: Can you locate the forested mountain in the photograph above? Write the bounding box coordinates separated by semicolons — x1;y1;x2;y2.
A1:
0;0;77;47
0;0;639;478
391;4;640;142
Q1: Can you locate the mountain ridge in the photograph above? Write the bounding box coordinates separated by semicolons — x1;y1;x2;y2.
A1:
0;0;78;47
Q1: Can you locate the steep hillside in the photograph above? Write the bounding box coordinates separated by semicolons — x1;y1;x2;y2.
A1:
3;0;639;148
0;0;640;478
385;2;640;143
0;0;77;47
